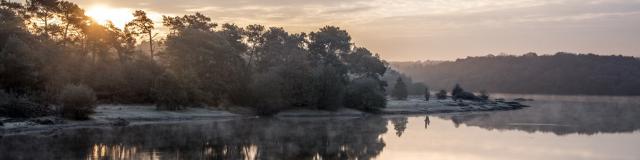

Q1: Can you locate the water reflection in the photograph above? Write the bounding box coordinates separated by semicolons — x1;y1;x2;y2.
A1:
2;95;640;160
1;117;388;160
438;95;640;135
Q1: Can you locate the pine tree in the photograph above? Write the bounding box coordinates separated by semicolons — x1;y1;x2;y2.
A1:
392;77;408;100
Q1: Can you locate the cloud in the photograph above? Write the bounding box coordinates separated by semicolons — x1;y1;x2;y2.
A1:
513;11;640;23
68;0;640;60
185;6;220;12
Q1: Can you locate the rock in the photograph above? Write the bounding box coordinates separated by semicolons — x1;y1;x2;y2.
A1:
30;117;64;125
112;118;129;126
514;98;534;101
505;101;528;108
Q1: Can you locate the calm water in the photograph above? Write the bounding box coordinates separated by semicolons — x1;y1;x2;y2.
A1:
1;95;640;160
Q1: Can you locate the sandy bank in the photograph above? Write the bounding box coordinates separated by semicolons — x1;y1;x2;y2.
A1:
1;105;240;135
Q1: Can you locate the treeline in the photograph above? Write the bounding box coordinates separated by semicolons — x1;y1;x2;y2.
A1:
393;52;640;95
382;69;427;95
0;0;388;117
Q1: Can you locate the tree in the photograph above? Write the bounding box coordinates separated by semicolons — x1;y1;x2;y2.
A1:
125;10;155;59
436;90;447;100
309;26;352;57
424;86;430;101
344;47;387;78
391;77;408;100
220;23;247;54
308;26;352;110
163;27;248;106
162;12;216;33
243;24;266;69
56;1;86;45
26;0;60;37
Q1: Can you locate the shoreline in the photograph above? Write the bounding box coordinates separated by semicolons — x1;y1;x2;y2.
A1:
1;98;528;135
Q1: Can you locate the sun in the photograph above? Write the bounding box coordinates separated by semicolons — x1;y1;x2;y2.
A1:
85;5;134;29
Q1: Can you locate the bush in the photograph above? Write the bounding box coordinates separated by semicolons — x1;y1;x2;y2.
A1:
436;90;447;100
0;90;52;118
344;78;386;112
58;84;97;120
451;84;463;98
454;91;479;101
153;73;195;110
116;57;164;103
248;70;287;115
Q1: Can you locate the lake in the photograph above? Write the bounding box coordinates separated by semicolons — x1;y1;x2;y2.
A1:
1;94;640;160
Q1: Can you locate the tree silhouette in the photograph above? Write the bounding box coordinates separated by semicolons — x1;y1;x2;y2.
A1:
125;10;155;59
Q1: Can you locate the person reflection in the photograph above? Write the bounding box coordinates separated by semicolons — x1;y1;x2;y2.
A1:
424;116;430;130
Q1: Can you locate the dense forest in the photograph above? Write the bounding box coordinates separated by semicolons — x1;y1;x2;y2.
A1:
393;53;640;95
0;0;388;118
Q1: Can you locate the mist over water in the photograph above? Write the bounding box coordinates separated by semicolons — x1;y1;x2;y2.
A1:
2;94;640;160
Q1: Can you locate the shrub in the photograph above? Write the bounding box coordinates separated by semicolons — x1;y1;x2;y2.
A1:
454;91;479;101
0;90;52;118
344;78;386;112
153;73;194;110
116;56;164;103
58;84;97;120
436;90;448;100
248;71;287;115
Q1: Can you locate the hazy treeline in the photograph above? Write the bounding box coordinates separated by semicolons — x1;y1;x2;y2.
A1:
382;69;427;95
393;53;640;95
0;0;388;116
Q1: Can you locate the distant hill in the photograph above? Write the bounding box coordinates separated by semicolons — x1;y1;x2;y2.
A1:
391;52;640;95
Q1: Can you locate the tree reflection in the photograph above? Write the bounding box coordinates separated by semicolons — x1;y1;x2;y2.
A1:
390;117;408;137
0;116;388;160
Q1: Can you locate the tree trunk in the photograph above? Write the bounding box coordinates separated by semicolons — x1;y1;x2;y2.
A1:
62;14;70;46
148;32;154;59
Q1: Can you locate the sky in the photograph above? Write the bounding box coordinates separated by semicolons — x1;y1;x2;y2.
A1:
69;0;640;61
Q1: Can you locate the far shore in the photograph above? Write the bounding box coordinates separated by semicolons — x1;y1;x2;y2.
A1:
0;97;528;135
